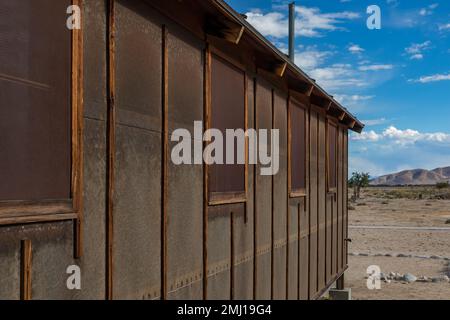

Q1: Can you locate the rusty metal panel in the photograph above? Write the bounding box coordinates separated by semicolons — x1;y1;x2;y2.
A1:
209;55;246;194
0;0;72;201
79;118;107;299
0;222;77;300
232;76;255;300
287;201;298;300
83;0;107;120
299;198;310;300
232;205;253;300
272;91;287;300
0;232;20;300
254;79;272;299
326;197;332;283
207;206;231;300
166;25;204;300
115;0;162;132
167;153;204;300
299;229;309;300
31;222;77;299
168;26;204;134
317;114;326;291
337;127;343;273
113;126;161;299
308;110;318;297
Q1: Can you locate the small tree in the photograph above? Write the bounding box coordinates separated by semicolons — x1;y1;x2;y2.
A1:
348;172;370;199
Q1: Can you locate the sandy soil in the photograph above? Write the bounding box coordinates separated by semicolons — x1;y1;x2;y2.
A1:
346;187;450;300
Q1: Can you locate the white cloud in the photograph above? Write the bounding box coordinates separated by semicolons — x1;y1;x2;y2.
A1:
419;3;439;16
410;54;424;60
439;24;450;31
348;44;364;54
361;118;388;126
404;41;432;60
352;130;382;142
307;64;367;90
334;94;375;105
351;126;450;146
245;12;288;38
409;73;450;83
358;64;394;71
295;47;332;70
245;6;359;39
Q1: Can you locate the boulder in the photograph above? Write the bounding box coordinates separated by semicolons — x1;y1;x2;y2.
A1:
403;273;417;283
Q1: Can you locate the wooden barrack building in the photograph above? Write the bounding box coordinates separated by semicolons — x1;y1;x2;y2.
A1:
0;0;363;299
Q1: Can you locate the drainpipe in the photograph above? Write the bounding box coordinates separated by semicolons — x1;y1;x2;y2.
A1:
289;2;296;63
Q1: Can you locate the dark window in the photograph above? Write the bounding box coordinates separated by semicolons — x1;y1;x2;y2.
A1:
290;100;307;195
327;121;337;191
0;0;72;202
208;54;246;202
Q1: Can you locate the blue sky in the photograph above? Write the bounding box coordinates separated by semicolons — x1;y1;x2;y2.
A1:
225;0;450;177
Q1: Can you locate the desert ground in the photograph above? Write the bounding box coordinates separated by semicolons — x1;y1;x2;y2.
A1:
346;186;450;300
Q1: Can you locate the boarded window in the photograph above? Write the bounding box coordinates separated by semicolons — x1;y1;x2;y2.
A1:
208;55;246;200
290;101;307;194
327;121;337;191
0;0;72;202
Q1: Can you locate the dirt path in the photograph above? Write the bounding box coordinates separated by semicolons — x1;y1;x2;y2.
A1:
350;225;450;231
346;187;450;300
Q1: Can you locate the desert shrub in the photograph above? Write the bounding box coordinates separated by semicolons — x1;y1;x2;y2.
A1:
436;182;449;189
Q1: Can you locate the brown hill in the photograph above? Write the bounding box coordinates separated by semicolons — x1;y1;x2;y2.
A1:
370;167;450;186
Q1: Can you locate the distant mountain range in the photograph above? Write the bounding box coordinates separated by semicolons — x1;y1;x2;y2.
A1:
370;167;450;186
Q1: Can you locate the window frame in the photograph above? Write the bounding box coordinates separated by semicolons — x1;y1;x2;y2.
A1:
288;96;308;198
206;47;248;206
0;0;83;226
326;118;338;194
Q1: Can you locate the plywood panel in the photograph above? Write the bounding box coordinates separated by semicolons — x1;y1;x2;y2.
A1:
254;80;272;299
308;110;318;297
317;114;326;291
272;91;287;300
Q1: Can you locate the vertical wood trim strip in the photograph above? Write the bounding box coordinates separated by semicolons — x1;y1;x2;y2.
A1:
286;97;290;299
316;113;320;295
244;74;249;217
252;78;257;300
106;0;115;300
20;240;32;300
230;210;234;299
161;25;169;300
203;44;212;300
270;89;275;299
324;120;328;285
297;201;301;299
72;0;84;260
306;106;310;300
